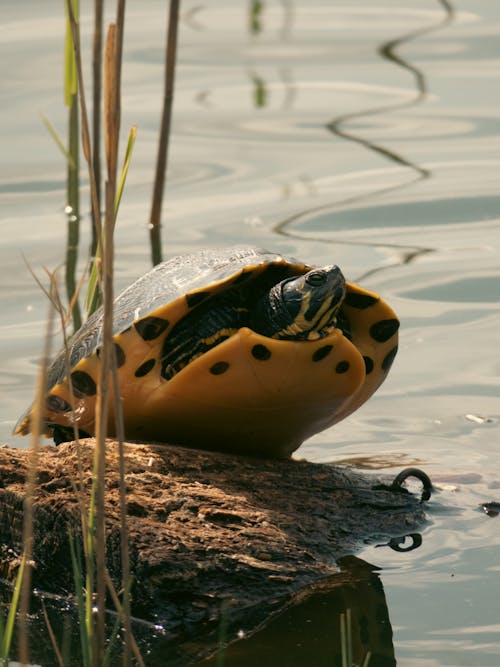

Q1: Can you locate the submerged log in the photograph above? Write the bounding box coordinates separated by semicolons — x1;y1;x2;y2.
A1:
0;439;428;661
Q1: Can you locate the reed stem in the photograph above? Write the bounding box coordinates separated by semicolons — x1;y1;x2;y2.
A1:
92;0;104;258
66;92;82;331
18;296;55;664
149;0;181;266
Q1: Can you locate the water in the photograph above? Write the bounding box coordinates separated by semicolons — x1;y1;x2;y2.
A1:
1;0;500;664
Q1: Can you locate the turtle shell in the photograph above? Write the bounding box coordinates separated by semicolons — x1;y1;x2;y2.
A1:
15;246;399;458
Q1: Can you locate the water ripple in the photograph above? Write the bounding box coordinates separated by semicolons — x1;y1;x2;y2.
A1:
276;0;457;266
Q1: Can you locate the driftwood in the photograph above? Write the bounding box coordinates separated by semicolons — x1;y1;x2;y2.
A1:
0;439;428;664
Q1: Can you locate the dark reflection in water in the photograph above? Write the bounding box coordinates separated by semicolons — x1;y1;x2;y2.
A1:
0;549;427;666
249;0;294;39
275;0;456;277
327;0;455;181
193;555;404;667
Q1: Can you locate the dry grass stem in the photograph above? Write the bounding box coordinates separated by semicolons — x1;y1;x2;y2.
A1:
18;293;56;663
97;3;129;662
104;24;118;179
65;0;103;272
92;0;104;256
41;599;64;667
104;570;146;667
149;0;181;265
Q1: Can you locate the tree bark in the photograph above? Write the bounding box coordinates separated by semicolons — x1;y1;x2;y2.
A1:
0;439;427;662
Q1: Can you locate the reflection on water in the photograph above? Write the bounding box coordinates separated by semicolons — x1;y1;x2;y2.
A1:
2;551;421;666
276;0;458;276
2;0;500;665
194;556;398;667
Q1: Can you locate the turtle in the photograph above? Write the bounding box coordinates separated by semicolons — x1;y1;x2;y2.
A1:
15;246;399;458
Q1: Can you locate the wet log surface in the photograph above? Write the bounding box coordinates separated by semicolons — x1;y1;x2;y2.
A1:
0;439;428;662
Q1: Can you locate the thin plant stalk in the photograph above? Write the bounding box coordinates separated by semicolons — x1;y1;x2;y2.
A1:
149;0;181;266
41;114;76;169
109;287;132;666
92;0;104;258
69;530;92;667
65;0;103;271
18;297;56;664
39;112;82;330
66;94;82;332
97;4;128;661
93;22;119;664
19;266;98;663
340;608;371;667
215;600;229;667
104;570;146;667
41;599;64;667
1;555;27;664
49;273;97;658
65;0;82;331
85;125;136;318
105;5;132;660
64;2;104;663
340;609;349;667
115;126;137;215
64;3;138;664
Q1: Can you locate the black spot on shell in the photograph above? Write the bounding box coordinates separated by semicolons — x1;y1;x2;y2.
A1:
336;360;350;374
135;359;156;378
382;345;398;372
251;344;271;361
115;343;126;367
210;361;230;375
312;345;333;362
47;395;71;413
135;316;169;341
370;318;400;343
98;343;126;367
186;291;211;308
344;292;379;309
363;356;374;374
71;370;97;397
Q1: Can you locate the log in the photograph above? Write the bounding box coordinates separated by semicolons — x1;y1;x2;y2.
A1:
0;439;428;663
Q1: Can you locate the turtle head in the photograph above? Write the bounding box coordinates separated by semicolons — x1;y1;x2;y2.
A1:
252;265;346;340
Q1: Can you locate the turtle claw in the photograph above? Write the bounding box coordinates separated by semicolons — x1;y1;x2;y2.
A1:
376;532;423;552
372;467;432;502
390;467;433;502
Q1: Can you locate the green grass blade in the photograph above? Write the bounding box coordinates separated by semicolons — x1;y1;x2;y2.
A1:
85;480;97;651
340;611;347;667
346;608;352;666
215;600;229;667
64;0;78;107
69;531;92;667
41;114;76;170
102;610;121;667
115;125;137;217
84;254;102;317
1;554;26;660
0;589;5;664
85;125;137;318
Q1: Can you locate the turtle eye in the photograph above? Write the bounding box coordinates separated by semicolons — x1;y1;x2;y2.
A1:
305;271;327;287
